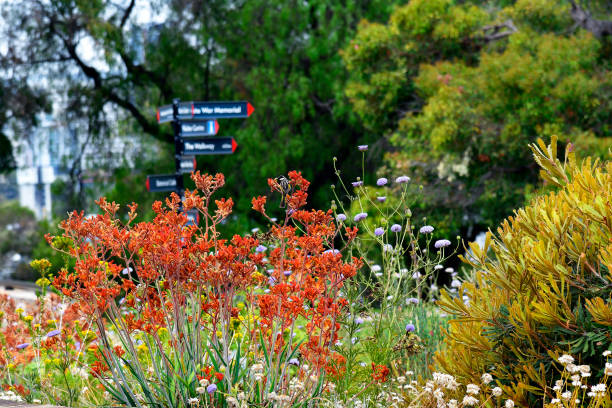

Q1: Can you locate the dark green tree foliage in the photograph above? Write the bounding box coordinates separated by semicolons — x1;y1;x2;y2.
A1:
342;0;612;238
1;0;401;223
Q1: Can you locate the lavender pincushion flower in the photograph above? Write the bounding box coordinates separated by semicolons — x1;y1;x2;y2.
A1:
255;244;267;253
16;343;29;350
46;329;61;338
207;384;217;394
354;317;364;325
376;177;388;186
374;227;384;236
390;224;402;233
351;180;363;187
353;212;368;222
395;175;410;184
289;358;300;366
434;239;451;249
336;214;347;222
358;145;368;151
405;324;416;333
376;196;386;202
419;225;434;234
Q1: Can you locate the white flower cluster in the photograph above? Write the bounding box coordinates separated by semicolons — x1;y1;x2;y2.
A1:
396;371;513;408
549;351;612;406
0;390;23;402
432;372;460;390
266;391;291;405
195;377;209;394
251;362;265;381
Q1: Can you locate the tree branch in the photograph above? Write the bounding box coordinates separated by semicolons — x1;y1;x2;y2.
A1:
45;11;170;143
60;34;168;142
481;19;518;42
569;0;612;38
120;0;135;29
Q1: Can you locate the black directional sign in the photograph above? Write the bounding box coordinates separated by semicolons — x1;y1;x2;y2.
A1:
179;120;219;137
178;156;197;174
181;137;237;155
146;174;182;192
157;102;254;122
189;101;253;119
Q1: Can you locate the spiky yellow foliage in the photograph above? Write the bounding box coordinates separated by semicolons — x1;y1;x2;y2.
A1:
436;136;612;406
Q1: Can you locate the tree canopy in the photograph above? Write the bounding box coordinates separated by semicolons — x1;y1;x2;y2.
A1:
0;0;402;223
342;0;612;237
1;0;612;238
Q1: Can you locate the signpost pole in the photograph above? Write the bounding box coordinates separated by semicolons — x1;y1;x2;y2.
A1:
171;99;185;199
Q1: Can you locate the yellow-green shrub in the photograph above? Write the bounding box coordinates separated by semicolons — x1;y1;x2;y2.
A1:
436;136;612;406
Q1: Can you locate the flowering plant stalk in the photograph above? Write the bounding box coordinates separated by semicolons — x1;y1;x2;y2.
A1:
0;258;98;406
325;146;456;400
46;170;362;407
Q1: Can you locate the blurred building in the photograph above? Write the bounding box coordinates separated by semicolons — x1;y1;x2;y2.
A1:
8;112;145;220
10;113;63;220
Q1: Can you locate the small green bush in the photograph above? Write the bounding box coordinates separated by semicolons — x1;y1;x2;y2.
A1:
436;136;612;406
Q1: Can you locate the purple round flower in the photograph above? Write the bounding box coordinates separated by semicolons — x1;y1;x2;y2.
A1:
289;358;300;366
419;225;434;234
406;297;419;305
376;178;388;186
336;214;347;222
390;224;402;233
268;276;277;286
324;249;340;255
405;324;416;333
353;212;368;222
358;145;368;151
284;270;292;276
351;180;363;187
256;245;267;253
395;175;410;184
434;239;451;249
16;343;29;350
207;384;217;394
374;227;385;236
46;329;61;338
376;196;386;202
354;317;364;325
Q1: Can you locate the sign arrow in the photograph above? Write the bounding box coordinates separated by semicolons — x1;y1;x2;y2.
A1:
181;137;238;155
146;174;182;192
179;120;219;137
178;156;197;174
